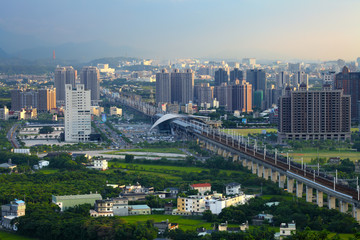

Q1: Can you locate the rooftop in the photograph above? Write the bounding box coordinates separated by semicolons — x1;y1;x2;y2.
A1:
191;183;211;188
129;205;150;210
0;163;17;168
226;182;240;187
53;194;102;200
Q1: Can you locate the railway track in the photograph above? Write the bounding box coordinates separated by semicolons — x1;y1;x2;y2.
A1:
199;131;359;200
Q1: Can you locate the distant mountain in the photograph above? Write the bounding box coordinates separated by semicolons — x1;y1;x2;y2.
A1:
0;28;144;61
13;41;140;62
0;28;48;53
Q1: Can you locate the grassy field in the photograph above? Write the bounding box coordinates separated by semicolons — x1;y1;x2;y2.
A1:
120;214;243;231
108;162;240;176
105;148;184;155
0;231;36;240
39;169;59;174
222;128;277;136
284;149;360;162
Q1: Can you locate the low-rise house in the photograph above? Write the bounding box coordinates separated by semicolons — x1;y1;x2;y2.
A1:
225;182;242;196
12;149;31;155
153;220;179;233
0;159;17;172
92;199;114;217
93;159;108;171
119;184;155;200
164;202;174;215
252;213;274;225
128;205;151;215
71;153;91;161
164;187;179;198
175;193;254;215
52;193;102;211
275;221;296;240
120;193;148;201
1;199;26;231
122;183;154;194
190;183;211;194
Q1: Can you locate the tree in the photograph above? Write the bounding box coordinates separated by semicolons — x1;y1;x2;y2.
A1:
39;126;54;134
125;154;134;163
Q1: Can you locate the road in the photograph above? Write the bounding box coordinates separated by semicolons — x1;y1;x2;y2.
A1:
93;120;128;149
37;150;187;161
7;123;20;148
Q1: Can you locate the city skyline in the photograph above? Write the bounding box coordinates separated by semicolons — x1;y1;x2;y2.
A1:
0;0;359;61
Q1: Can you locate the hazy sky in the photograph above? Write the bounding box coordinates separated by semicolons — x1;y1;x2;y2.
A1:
1;0;359;60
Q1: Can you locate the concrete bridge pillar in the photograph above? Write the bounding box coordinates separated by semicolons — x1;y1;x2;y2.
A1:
246;160;252;170
271;170;278;183
206;142;210;150
352;206;360;222
242;159;247;168
296;182;303;198
328;196;336;210
306;186;313;203
279;175;286;188
263;168;270;180
217;148;223;155
287;178;294;193
257;165;264;178
252;162;258;174
232;154;238;162
222;150;228;158
316;190;323;207
340;201;349;213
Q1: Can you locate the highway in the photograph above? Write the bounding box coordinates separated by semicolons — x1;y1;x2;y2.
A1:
7;123;20;148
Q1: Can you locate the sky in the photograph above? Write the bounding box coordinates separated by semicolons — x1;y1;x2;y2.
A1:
0;0;359;61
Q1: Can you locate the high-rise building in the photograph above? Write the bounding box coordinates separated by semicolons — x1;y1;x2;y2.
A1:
214;81;252;112
10;88;56;111
230;68;243;83
181;69;194;105
232;80;252;113
38;88;56;111
10;89;22;111
335;66;360;121
194;83;213;106
80;66;100;105
0;106;9;120
278;84;351;142
246;69;267;109
322;71;336;85
156;69;194;105
171;69;183;104
291;71;308;87
156;69;171;104
276;72;290;89
214;83;229;108
64;84;91;142
242;58;256;66
265;86;282;109
214;68;229;86
55;66;77;104
246;69;266;92
288;63;301;72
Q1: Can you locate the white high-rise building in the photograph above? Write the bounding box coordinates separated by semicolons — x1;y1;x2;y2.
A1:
65;84;91;142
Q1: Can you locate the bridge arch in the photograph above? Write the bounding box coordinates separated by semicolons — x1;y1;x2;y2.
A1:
150;114;207;131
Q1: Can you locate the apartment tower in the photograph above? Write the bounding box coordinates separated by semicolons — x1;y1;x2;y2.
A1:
278;84;351;142
64;84;91;142
80;66;100;105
